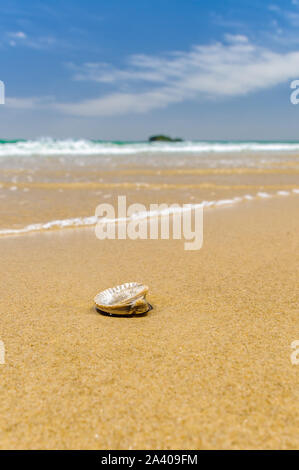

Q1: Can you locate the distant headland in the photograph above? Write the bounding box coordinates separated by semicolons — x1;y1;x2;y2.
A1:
148;135;183;142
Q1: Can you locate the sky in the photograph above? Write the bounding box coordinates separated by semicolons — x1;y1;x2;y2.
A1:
1;0;299;140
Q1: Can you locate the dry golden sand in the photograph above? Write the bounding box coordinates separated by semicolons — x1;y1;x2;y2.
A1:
0;197;298;449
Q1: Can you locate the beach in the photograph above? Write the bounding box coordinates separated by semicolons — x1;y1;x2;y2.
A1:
0;141;298;449
3;0;299;453
0;156;298;448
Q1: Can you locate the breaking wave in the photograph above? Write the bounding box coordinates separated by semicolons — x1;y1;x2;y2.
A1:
2;138;299;157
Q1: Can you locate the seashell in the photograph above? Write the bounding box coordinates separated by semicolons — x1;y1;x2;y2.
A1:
94;282;151;316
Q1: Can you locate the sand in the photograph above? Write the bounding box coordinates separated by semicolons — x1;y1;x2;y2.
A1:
0;196;298;449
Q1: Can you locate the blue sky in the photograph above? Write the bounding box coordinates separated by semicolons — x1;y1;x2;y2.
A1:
1;0;299;139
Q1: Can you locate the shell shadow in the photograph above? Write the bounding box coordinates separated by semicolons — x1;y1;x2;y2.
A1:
95;304;153;318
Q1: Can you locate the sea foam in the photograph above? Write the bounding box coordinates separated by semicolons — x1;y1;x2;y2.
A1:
2;138;299;157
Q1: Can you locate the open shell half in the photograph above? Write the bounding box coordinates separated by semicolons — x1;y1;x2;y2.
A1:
94;282;151;316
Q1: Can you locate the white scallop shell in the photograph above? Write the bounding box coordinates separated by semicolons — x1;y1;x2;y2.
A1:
94;282;150;316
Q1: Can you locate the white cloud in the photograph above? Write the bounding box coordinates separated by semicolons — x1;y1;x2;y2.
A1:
224;34;249;43
268;5;281;12
7;31;27;47
7;36;299;117
6;31;27;47
54;37;299;117
9;31;27;39
6;97;39;109
55;88;184;116
6;96;53;110
5;31;55;49
267;1;299;28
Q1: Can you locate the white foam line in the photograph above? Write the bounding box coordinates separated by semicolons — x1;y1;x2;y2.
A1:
0;216;98;236
257;192;272;198
277;190;290;196
2;138;299;157
0;188;298;237
215;199;236;206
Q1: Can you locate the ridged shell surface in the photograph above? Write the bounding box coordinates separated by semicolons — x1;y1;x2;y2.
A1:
94;282;150;316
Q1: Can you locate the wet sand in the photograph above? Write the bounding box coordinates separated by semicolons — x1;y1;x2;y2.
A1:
0;196;298;449
1;161;299;230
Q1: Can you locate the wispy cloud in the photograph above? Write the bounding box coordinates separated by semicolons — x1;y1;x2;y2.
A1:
7;35;299;117
6;96;54;110
9;31;27;39
6;30;27;47
268;2;299;27
4;30;56;49
54;35;299;117
6;97;40;109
